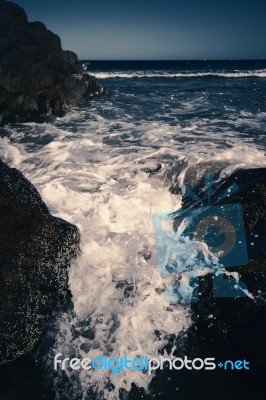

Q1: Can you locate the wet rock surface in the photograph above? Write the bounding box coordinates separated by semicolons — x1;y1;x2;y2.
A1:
148;163;266;400
0;159;80;364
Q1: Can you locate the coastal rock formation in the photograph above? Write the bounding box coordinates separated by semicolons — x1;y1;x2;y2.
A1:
0;159;80;364
165;163;266;361
0;0;104;125
154;163;266;399
166;163;266;263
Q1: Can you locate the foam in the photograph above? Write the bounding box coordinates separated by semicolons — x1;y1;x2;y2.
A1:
89;69;266;80
1;98;265;398
0;133;191;398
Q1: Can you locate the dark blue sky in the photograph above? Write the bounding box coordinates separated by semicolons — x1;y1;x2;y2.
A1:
14;0;266;60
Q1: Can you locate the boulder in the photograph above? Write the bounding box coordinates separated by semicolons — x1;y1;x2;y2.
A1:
150;163;266;399
166;162;266;264
0;159;80;364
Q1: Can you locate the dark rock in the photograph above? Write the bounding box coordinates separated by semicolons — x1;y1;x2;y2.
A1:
163;161;266;305
0;127;12;138
0;355;55;399
166;162;266;264
150;162;266;400
0;0;105;125
0;159;80;364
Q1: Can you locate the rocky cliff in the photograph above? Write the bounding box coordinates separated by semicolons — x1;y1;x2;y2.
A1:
0;0;104;125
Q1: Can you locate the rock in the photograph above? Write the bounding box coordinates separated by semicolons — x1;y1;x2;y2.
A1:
0;355;55;399
150;162;266;399
0;127;12;138
161;161;266;302
166;162;266;263
163;162;266;345
0;159;80;364
0;0;105;125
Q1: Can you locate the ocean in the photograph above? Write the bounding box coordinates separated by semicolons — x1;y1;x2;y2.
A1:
1;60;266;399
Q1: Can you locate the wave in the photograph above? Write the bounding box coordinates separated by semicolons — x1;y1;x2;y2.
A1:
89;69;266;79
2;108;265;398
2;74;266;399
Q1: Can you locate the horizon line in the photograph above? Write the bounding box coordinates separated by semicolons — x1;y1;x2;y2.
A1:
79;58;266;62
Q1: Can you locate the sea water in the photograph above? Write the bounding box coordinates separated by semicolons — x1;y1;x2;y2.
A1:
1;60;266;399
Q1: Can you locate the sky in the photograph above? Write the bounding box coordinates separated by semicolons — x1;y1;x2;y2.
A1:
14;0;266;60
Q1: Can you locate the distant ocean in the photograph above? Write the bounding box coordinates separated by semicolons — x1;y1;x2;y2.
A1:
1;60;266;399
84;59;266;149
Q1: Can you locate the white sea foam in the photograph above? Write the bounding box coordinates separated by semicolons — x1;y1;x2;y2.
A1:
0;129;191;399
1;98;265;398
89;69;266;80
